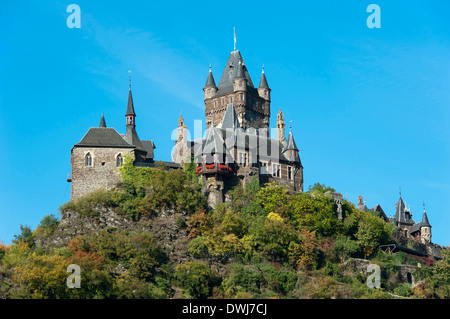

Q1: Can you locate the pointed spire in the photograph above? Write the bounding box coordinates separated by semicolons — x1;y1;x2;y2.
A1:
205;65;217;88
178;113;185;128
421;202;431;227
99;112;106;128
258;65;269;88
286;126;298;150
126;86;136;117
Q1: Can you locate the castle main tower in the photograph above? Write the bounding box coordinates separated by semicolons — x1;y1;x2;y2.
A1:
203;50;271;134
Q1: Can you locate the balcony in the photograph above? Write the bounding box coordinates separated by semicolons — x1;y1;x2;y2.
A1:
196;163;233;175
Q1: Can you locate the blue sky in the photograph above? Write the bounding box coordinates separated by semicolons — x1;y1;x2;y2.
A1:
1;1;449;246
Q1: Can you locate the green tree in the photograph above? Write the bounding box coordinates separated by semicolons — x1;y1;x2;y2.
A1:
12;225;35;248
174;261;220;298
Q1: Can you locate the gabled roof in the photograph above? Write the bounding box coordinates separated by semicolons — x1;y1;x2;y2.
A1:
75;127;134;148
220;104;240;130
123;126;145;151
141;140;156;159
194;126;228;159
216;50;256;97
393;197;415;225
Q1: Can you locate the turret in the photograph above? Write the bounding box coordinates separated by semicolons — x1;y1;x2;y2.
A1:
125;87;136;127
276;109;286;145
283;126;300;163
233;60;247;92
203;66;217;100
257;66;270;101
172;114;189;165
420;207;432;243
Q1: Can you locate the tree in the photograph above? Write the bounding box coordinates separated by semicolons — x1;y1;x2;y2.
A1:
355;211;391;259
174;261;220;298
34;214;59;237
12;225;34;248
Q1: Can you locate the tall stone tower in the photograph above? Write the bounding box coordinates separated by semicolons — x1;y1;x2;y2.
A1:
204;50;270;133
420;208;432;244
276;109;286;145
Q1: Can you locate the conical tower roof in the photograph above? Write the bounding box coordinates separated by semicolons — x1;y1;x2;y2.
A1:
216;50;255;96
125;88;136;116
421;210;431;228
285;127;299;152
258;66;269;88
204;67;217;88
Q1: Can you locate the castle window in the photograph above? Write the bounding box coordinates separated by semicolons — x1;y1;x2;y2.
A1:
288;166;292;180
214;101;217;107
230;97;233;104
116;154;123;167
238;152;247;167
240;94;244;101
272;164;280;177
85;153;92;166
260;161;268;174
222;99;225;105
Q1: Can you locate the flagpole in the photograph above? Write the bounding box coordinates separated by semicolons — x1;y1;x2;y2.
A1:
234;27;236;51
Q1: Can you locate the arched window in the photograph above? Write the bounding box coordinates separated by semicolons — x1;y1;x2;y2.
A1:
116;154;123;167
85;153;92;166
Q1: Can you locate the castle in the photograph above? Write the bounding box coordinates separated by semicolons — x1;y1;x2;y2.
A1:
68;45;439;250
69;48;303;206
358;194;432;244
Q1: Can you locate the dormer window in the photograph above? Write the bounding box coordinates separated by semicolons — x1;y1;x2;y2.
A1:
85;153;92;166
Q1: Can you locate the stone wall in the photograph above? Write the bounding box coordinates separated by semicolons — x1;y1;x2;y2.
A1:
71;146;134;200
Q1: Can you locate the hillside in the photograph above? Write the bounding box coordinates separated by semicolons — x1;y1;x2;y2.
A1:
0;160;449;299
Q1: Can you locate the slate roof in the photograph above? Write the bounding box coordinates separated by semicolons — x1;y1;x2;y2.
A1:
393;197;415;225
99;113;106;128
123;126;145;151
284;128;299;152
126;89;136;116
192;107;300;166
141;140;156;159
75;127;135;148
258;69;269;89
220;103;240;130
204;68;217;88
215;50;257;97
